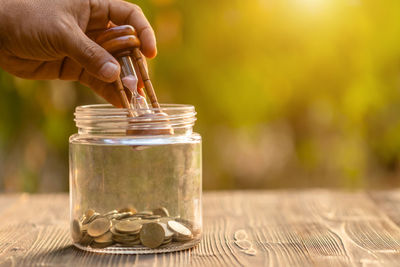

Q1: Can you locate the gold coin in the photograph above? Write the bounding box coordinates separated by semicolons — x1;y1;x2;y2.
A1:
244;248;257;256
135;211;153;216
175;218;194;229
85;209;95;218
162;237;172;245
110;226;124;236
167;220;192;237
94;231;113;243
112;235;139;243
118;206;137;214
83;212;100;224
152;207;169;217
81;223;89;232
80;233;93;246
138;219;157;225
116;212;133;220
118;239;142;246
174;234;194;242
71;219;83;242
234;240;252;250
140;222;165;249
115;220;142;234
87;217;112;237
104;210;118;216
143;215;161;220
91;241;113;248
234;229;248;241
159;222;174;239
159;217;173;224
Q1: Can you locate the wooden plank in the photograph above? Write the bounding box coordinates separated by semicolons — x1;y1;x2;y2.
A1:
1;191;400;266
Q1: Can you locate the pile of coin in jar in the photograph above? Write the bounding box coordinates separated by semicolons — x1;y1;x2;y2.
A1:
71;207;198;249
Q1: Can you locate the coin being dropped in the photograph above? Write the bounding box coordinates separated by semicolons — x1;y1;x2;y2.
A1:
115;220;142;234
71;219;83;242
152;207;169;217
234;229;248;241
94;231;113;243
88;217;111;237
168;221;192;237
140;222;165;248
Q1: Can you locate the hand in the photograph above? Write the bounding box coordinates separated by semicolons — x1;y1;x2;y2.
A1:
0;0;156;107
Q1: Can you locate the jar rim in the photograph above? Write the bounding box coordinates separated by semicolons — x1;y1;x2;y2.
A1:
76;103;195;114
74;104;197;135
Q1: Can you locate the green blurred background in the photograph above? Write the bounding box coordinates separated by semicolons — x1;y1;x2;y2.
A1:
2;0;400;192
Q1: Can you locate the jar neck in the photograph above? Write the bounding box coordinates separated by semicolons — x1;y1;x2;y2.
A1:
74;104;196;136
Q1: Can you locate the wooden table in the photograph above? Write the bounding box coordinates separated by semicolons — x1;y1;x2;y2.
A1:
1;190;400;266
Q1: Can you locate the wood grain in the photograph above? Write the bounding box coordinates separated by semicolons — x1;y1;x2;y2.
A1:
1;190;400;266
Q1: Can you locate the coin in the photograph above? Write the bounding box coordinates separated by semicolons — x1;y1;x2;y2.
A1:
138;219;157;225
143;215;161;220
94;231;113;243
174;234;194;242
81;223;89;232
104;210;118;216
167;220;192;237
162;237;172;245
71;219;83;242
91;241;114;248
85;209;95;218
140;222;165;249
79;215;86;223
159;222;174;239
118;239;142;246
116;212;133;220
118;206;137;214
234;240;252;250
76;207;199;249
113;235;139;243
80;233;93;246
159;217;173;224
175;218;194;229
135;211;153;216
87;217;112;237
83;212;100;224
244;248;257;256
234;229;248;241
152;207;169;217
115;220;142;234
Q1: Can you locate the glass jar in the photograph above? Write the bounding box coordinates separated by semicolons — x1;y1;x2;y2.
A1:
69;104;202;254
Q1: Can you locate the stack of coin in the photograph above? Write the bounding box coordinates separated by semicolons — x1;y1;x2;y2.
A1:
112;220;142;246
72;206;198;249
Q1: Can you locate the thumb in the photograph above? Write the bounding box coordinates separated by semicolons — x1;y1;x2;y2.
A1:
65;27;120;82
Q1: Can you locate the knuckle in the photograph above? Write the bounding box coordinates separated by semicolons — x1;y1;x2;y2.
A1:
82;44;98;61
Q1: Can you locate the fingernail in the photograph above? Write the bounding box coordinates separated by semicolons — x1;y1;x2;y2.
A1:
100;62;119;80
